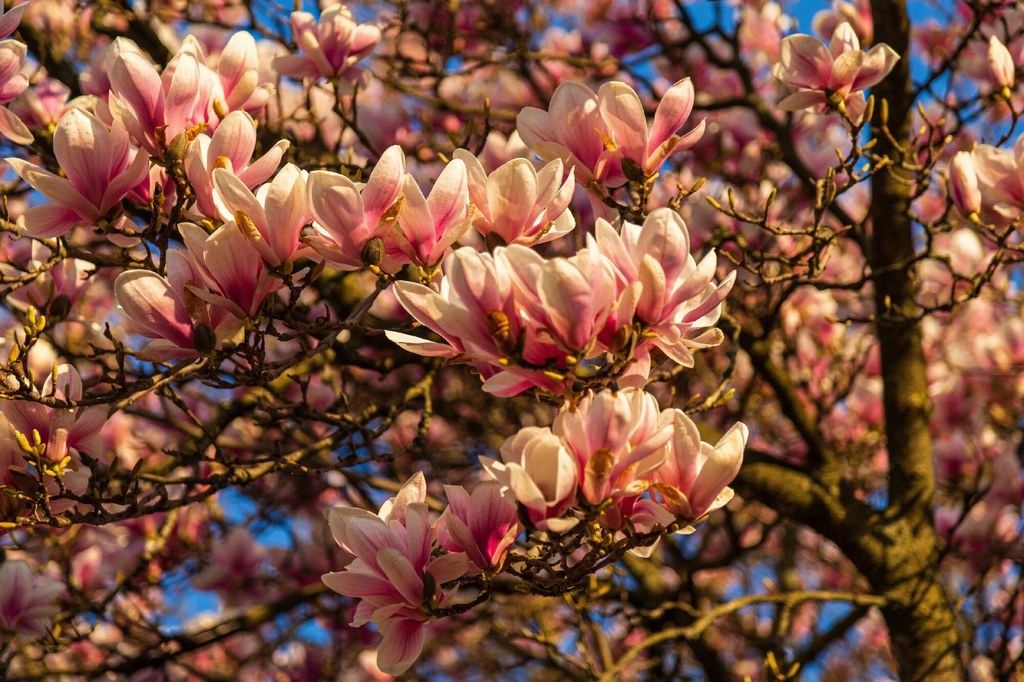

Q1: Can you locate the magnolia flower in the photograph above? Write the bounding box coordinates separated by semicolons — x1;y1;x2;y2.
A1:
217;31;270;113
773;21;899;122
516;81;621;187
0;39;30;143
597;77;706;178
553;388;672;508
323;473;470;675
7;109;150;238
502;244;618;356
482;426;578;531
273;4;381;87
9;78;71;130
109;38;223;155
179;221;281;318
436;482;521;573
949;151;981;218
305;144;405;269
392;159;471;268
2;363;105;466
388;246;568;397
651;414;747;521
988;35;1015;92
183;110;289;219
594;208;735;368
114;251;242;361
949;136;1024;224
214;162;311;267
0;560;62;638
516;78;704;187
453;150;575;246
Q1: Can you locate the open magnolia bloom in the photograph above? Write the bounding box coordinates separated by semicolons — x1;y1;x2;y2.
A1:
6;109;150;238
773;21;899;122
322;474;471;675
516;77;704;189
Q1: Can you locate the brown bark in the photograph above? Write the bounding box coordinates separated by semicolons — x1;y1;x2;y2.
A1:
865;0;963;677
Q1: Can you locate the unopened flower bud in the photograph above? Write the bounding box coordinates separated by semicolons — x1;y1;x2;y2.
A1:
193;323;217;354
621;157;647;183
361;236;384;266
165;132;189;160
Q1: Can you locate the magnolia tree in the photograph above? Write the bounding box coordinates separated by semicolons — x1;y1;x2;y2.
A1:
0;0;1021;679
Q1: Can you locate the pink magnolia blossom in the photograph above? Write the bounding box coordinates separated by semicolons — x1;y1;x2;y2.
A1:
502;243;619;356
950;135;1024;224
597;78;706;178
553;388;672;509
2;242;91;315
217;31;270;113
183;110;289;219
108;38;223;156
453;150;576;246
594;208;735;368
436;482;521;573
812;0;873;44
0;40;34;143
79;37;143;98
988;35;1016;92
516;81;621;187
179;221;282;318
516;78;704;187
481;426;578;531
9;78;71;130
273;4;382;87
305;144;405;270
0;2;28;41
949;151;981;217
114;251;242;361
6;109;150;238
773;21;899;122
388;246;571;396
2;363;105;466
322;473;470;676
392;159;471;268
650;412;748;521
0;560;62;638
213;162;311;267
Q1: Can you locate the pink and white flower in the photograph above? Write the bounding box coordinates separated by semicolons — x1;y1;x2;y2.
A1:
650;413;747;521
213;162;311;267
273;4;381;87
323;473;469;676
553;388;671;509
183;110;289;219
391;159;471;268
305;144;405;270
0;560;62;638
436;481;520;573
0;39;30;143
7;109;150;238
773;21;899;122
482;426;579;531
114;251;242;361
453;150;575;246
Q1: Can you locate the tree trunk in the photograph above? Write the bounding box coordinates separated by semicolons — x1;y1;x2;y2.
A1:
867;0;964;677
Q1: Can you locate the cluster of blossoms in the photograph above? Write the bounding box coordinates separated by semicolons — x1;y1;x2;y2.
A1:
327;389;748;674
12;0;1017;677
0;4;749;671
